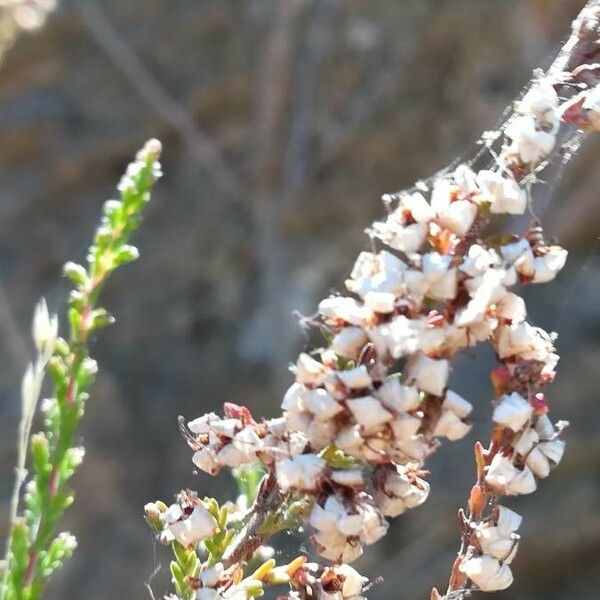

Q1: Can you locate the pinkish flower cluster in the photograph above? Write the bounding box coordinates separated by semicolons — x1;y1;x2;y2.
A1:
156;27;600;590
180;74;575;571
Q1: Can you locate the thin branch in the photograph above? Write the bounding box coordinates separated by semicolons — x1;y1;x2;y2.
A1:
282;0;337;202
316;66;399;168
74;0;244;200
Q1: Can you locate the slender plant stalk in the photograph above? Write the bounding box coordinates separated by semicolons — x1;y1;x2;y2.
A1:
0;139;162;600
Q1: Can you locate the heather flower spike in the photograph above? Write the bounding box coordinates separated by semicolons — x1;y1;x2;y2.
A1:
144;4;600;600
1;140;162;600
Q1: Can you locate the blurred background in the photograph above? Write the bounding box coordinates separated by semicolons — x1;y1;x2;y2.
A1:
0;1;599;598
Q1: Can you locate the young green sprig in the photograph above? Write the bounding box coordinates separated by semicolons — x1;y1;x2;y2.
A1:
1;139;162;600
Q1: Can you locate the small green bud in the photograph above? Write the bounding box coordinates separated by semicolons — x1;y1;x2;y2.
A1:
90;308;115;331
31;433;50;478
113;244;139;266
103;200;123;228
63;262;88;288
68;290;86;312
144;502;164;533
53;337;70;358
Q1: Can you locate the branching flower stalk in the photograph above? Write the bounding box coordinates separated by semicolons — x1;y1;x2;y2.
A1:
0;139;162;600
145;3;600;600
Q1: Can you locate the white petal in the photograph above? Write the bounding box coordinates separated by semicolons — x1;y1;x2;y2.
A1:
335;426;363;452
337;514;364;537
438;200;477;236
188;413;219;434
506;466;537;495
485;453;519;492
525;447;550;478
276;454;325;491
363;291;396;313
410;354;449;396
428;269;458;300
335;564;365;598
493;392;532;431
500;238;531;264
460;555;513;592
169;504;218;547
211;419;238;439
319;297;372;326
201;563;224;587
443;390;473;418
376;494;407;517
422;252;451;281
433;410;471;441
534;414;556;439
164;503;183;524
309;503;339;532
347;397;393;430
304;388;343;419
296;353;327;385
330;327;368;360
496;506;523;537
308;418;335;449
330;469;364;488
391;413;422;439
336;365;372;389
538;439;565;464
513;428;539;456
282;382;307;411
217;444;251;467
403;192;435;223
375;379;421;413
197;588;220;600
193;448;220;475
496;292;527;323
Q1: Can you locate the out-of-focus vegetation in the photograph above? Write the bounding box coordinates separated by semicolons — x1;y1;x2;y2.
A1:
0;2;598;599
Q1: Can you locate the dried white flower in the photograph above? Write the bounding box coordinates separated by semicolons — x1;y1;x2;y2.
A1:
347;397;393;431
168;504;218;547
296;354;328;385
431;179;477;235
493;392;532;431
485;453;537;495
505;115;556;163
375;378;421;413
475;170;527;215
443;390;473;418
336;365;372;389
532;246;568;283
433;409;471;441
303;388;342;419
276;454;325;491
319;297;373;327
330;327;368;360
375;465;430;517
363;291;396;313
460;555;513;591
410;354;449;396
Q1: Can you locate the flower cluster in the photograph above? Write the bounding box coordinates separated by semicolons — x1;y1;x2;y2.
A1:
459;506;522;592
151;7;600;594
177;75;575;584
288;560;368;600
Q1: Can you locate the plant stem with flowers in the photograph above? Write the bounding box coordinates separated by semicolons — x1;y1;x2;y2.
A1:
0;139;162;600
145;3;600;600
